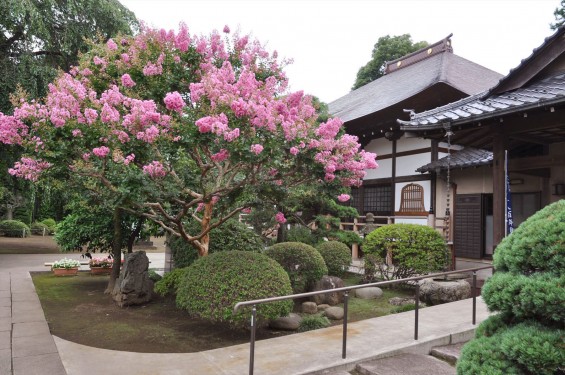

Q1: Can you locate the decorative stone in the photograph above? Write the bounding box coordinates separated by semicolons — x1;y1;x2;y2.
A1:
355;287;383;299
389;297;417;306
317;304;331;312
324;306;344;320
419;278;471;305
310;276;345;306
269;313;302;331
302;301;318;314
112;251;154;307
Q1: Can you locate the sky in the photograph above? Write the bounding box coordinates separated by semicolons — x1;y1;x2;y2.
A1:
119;0;561;104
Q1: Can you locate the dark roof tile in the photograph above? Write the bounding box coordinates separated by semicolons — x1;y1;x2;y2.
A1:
416;147;492;173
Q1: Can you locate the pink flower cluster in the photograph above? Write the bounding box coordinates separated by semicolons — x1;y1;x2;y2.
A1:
163;91;185;113
92;146;110;158
250;144;263;155
275;212;286;224
337;194;351;202
0;113;28;144
211;149;229;162
142;161;167;178
121;74;136;88
8;158;51;181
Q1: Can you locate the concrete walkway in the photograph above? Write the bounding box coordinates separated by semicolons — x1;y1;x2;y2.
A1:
0;252;490;375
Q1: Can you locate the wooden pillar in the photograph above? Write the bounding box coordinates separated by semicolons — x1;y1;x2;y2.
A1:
391;139;397;215
492;131;506;248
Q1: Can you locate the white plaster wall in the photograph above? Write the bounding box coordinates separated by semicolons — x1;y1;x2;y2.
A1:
395;218;428;225
396;154;431;177
365;137;393;156
395;180;431;212
451;167;493;194
396;137;430;153
365;158;391;179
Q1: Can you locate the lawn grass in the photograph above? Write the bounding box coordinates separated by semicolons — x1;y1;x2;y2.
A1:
33;270;419;353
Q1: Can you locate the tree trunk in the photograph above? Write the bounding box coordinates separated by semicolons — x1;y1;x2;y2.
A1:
196;201;214;257
126;217;144;253
5;205;13;220
105;207;123;294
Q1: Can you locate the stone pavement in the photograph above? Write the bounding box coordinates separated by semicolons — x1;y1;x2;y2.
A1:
0;251;490;375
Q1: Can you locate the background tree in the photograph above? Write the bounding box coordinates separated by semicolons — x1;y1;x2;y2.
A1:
551;0;565;30
0;0;138;222
352;34;428;90
2;25;377;262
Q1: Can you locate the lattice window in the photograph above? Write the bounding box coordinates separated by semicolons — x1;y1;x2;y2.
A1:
397;183;426;215
364;185;391;214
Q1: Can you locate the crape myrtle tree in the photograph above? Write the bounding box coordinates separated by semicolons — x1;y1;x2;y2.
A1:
1;24;377;264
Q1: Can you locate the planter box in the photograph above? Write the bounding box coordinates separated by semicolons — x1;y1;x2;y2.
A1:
52;267;79;276
90;267;112;275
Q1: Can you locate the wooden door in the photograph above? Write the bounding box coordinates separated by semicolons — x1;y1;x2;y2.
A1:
454;194;483;259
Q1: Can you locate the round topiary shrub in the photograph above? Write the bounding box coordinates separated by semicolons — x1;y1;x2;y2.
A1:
286;225;317;246
40;218;57;234
362;224;449;280
0;220;30;237
31;222;49;235
316;241;352;277
176;251;293;328
170;219;264;268
457;200;565;375
265;242;328;293
154;268;187;297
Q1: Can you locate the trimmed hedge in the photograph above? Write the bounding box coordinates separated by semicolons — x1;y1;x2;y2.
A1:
457;200;565;375
31;222;50;235
362;224;449;280
170;219;264;268
286;225;317;246
154;268;187;297
316;241;352;277
265;242;328;293
176;251;293;328
0;220;30;237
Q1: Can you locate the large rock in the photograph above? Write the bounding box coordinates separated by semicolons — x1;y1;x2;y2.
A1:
310;276;345;306
389;297;417;306
419;278;471;305
112;251;154;307
269;313;302;330
302;301;318;314
355;287;383;299
324;306;344;320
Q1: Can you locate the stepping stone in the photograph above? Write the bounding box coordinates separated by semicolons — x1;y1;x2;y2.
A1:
430;342;466;365
356;353;455;375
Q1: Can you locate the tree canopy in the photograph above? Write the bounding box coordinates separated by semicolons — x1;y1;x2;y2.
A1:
551;0;565;30
1;24;377;256
352;34;428;90
0;0;138;114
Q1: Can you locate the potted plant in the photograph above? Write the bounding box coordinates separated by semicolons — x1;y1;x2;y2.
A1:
89;257;113;275
52;258;81;276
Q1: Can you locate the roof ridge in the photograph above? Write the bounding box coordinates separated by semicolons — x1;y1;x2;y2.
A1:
384;34;453;75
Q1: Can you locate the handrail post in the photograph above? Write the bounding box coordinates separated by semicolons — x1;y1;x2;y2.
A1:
472;272;477;325
249;304;257;375
414;283;420;340
342;290;349;359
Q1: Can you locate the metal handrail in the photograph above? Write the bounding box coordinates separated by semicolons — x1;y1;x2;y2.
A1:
233;265;494;375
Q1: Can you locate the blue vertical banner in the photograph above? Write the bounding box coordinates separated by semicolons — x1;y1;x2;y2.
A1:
505;150;514;235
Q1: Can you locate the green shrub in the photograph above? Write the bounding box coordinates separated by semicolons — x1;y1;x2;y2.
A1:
362;224;449;280
286;225;317;246
40;218;57;234
148;269;162;282
154;268;187;297
31;222;49;235
170;219;264;268
298;315;330;332
0;220;30;237
457;200;565;375
316;241;352;277
332;230;363;247
265;242;328;293
390;303;417;314
494;200;565;276
481;272;565;324
176;251;293;328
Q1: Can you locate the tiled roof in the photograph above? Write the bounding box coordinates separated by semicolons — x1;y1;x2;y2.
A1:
416;147;492;173
329;51;502;123
398;72;565;129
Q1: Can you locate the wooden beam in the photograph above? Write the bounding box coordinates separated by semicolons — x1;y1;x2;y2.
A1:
492;131;506;249
509;133;550;145
508;154;565;170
